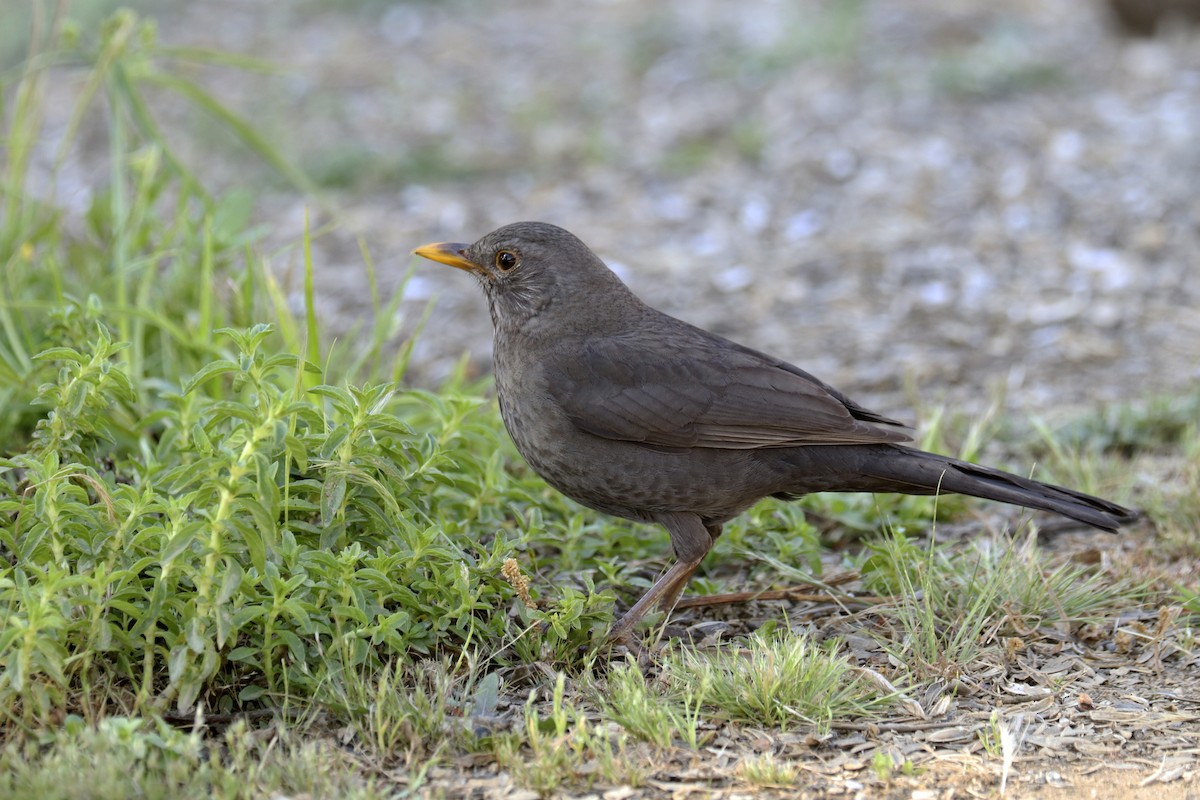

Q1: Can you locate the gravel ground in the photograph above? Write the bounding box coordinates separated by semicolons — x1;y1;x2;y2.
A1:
37;0;1200;423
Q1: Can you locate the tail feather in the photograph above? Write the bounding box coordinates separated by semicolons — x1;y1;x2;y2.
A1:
855;446;1135;532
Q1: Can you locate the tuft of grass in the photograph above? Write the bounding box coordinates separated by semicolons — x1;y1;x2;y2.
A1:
987;538;1148;631
602;633;893;748
864;526;999;680
600;660;706;749
737;751;800;789
0;715;389;800
1055;402;1200;558
1049;391;1200;458
663;631;893;734
494;672;648;795
869;749;920;782
861;526;1147;681
319;654;496;768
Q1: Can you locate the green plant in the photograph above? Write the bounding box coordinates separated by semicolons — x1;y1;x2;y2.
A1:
494;672;646;795
0;714;388;800
869;749;919;781
0;322;542;720
737;751;799;788
600;660;705;749
861;526;1001;680
664;631;892;733
861;526;1145;682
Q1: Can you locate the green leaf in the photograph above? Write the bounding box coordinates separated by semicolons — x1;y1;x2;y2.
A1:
185;616;207;653
66;379;90;416
320;472;347;527
32;347;88;364
332;603;368;626
320;426;349;459
160;524;198;565
182;359;239;395
217;559;243;605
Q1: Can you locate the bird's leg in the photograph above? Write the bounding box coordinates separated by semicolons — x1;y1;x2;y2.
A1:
607;558;703;644
654;522;723;614
606;514;715;644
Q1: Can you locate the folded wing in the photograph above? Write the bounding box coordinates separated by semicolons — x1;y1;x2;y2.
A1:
547;327;911;450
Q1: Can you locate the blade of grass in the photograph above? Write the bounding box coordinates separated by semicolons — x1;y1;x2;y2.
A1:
157;45;282;73
111;60;208;200
303;208;320;381
137;70;320;196
106;70;132;356
199;215;214;344
54;9;137;170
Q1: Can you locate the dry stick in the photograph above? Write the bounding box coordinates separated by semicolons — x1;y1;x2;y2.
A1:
673;585;885;611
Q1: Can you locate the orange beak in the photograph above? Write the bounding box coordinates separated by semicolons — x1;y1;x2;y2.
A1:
412;242;479;273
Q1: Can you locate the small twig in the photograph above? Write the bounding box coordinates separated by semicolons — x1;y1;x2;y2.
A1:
162;707;304;729
829;718;961;733
673;586;884;611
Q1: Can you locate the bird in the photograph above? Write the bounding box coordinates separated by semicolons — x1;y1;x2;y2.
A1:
413;221;1136;642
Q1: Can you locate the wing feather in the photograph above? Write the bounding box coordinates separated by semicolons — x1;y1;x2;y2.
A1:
546;324;911;450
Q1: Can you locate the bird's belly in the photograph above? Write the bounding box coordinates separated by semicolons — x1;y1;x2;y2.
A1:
499;394;771;524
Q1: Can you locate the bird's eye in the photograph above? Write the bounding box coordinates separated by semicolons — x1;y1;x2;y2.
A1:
495;250;519;271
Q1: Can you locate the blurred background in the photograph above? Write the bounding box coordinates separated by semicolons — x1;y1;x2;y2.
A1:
8;0;1200;420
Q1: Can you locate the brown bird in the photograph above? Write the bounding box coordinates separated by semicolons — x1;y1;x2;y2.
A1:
413;222;1135;642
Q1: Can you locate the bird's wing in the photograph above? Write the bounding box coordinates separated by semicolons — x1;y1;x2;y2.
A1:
546;329;912;450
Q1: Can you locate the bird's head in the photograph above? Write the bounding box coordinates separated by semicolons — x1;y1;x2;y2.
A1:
413;221;635;331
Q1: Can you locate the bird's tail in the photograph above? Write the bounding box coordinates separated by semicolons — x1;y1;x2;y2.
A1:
783;445;1136;532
